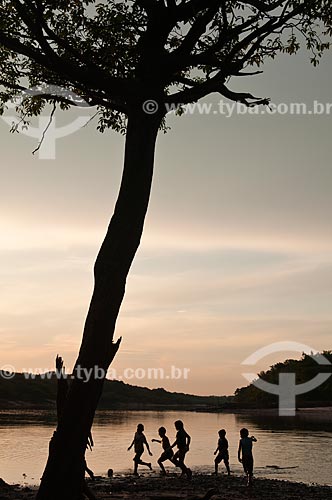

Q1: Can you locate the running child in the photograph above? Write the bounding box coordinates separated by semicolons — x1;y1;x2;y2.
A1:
128;423;153;476
152;426;174;475
170;420;192;479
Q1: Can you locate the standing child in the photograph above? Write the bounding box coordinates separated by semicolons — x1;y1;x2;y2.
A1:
152;426;174;475
238;428;257;486
128;423;153;476
214;429;231;475
170;420;192;479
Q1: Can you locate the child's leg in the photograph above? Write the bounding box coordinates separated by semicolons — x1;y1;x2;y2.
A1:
172;450;187;474
243;456;253;485
158;452;170;474
178;450;191;478
214;455;220;475
172;451;191;477
224;459;231;475
178;450;187;473
171;451;180;468
247;456;254;486
133;453;141;475
138;459;152;470
158;457;166;474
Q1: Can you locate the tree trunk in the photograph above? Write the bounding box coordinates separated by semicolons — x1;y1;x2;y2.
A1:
36;107;162;500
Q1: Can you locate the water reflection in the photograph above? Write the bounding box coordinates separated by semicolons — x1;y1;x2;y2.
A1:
235;410;332;432
0;409;57;426
0;410;331;486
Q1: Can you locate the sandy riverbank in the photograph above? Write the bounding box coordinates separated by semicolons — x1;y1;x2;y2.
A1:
1;472;332;500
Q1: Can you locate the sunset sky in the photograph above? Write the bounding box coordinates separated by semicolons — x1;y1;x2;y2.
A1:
1;49;332;396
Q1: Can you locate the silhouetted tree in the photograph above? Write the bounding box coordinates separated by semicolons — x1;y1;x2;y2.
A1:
0;1;331;498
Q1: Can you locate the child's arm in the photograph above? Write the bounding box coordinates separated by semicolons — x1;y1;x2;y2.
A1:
185;432;191;450
251;436;257;442
144;435;153;456
152;439;161;443
238;441;242;463
127;438;134;451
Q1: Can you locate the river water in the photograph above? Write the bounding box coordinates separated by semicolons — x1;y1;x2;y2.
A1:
0;409;331;486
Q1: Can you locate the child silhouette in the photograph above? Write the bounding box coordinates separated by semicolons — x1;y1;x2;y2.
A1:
238;428;257;486
170;420;192;479
214;429;231;475
128;423;153;476
152;426;174;475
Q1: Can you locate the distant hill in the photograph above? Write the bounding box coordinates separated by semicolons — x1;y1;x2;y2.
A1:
2;350;331;411
0;372;230;410
234;350;332;408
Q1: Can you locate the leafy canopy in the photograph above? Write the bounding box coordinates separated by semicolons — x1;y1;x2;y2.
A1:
0;1;331;131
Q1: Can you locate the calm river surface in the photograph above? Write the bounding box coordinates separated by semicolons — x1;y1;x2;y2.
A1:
0;410;331;486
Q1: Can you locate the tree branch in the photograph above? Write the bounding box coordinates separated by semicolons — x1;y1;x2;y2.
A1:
173;0;221;56
168;8;262;73
163;1;307;107
4;1;132;100
165;71;226;106
233;70;264;76
240;0;286;13
175;0;216;22
237;2;305;67
32;101;57;156
224;1;305;66
33;0;108;72
0;78;127;115
219;83;270;106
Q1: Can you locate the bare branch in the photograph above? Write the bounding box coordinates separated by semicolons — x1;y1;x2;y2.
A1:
165;72;226;106
233;70;264;76
219;83;270;106
32;101;56;156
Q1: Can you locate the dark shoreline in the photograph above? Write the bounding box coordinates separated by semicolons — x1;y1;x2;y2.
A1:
1;473;332;500
1;404;332;414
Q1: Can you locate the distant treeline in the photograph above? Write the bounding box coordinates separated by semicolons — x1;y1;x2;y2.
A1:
0;372;229;410
234;351;332;408
1;351;331;410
